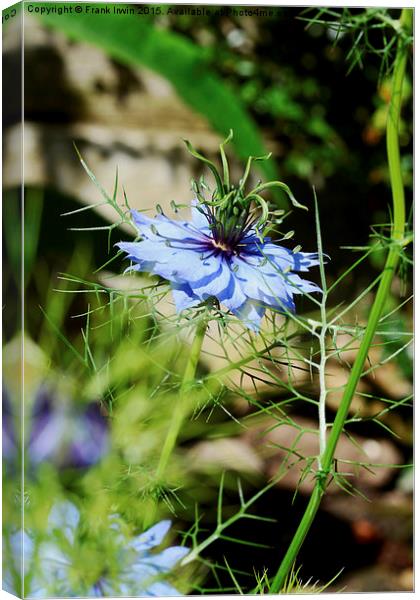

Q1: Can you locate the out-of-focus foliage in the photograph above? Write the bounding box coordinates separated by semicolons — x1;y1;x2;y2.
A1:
39;3;281;193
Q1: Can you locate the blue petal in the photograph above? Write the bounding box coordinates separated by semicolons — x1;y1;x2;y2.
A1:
256;243;321;274
130;520;172;553
191;258;231;299
89;583;107;597
10;530;35;570
4;530;35;596
231;257;265;301
191;199;211;232
146;581;183;596
28;585;49;598
131;210;160;240
142;546;190;570
231;257;289;306
233;300;266;331
219;272;248;311
283;273;322;294
37;540;70;579
118;240;223;286
91;579;119;596
291;251;320;272
258;244;296;270
29;408;68;464
117;240;173;263
47;501;80;544
270;294;296;314
117;240;189;281
152;251;220;284
131;210;208;246
23;531;35;569
67;404;109;468
117;582;133;596
154;214;207;244
257;258;319;306
128;562;158;581
171;283;201;312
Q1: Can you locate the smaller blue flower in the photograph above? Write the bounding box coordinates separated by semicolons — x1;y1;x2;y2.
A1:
5;502;189;598
2;385;109;472
2;530;36;597
117;201;321;330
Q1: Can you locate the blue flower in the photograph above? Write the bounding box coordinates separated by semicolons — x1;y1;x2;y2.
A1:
117;201;321;330
2;385;109;472
2;530;36;597
4;502;189;597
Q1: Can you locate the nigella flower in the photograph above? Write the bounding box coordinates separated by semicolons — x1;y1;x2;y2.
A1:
2;385;109;472
8;501;189;598
117;202;320;330
2;530;35;597
117;136;321;330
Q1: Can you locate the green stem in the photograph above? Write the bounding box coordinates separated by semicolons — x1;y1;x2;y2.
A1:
314;191;329;466
144;318;207;529
155;318;208;481
271;8;412;592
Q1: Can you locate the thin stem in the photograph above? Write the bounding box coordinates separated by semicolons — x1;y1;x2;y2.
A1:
155;318;208;480
181;475;280;566
144;318;208;529
314;190;328;465
317;324;328;465
270;8;411;592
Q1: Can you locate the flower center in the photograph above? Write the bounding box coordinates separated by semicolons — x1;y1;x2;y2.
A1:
211;239;231;252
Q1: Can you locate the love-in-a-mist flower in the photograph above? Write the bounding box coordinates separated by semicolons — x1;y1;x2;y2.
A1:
4;502;189;598
2;385;109;472
118;136;321;330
